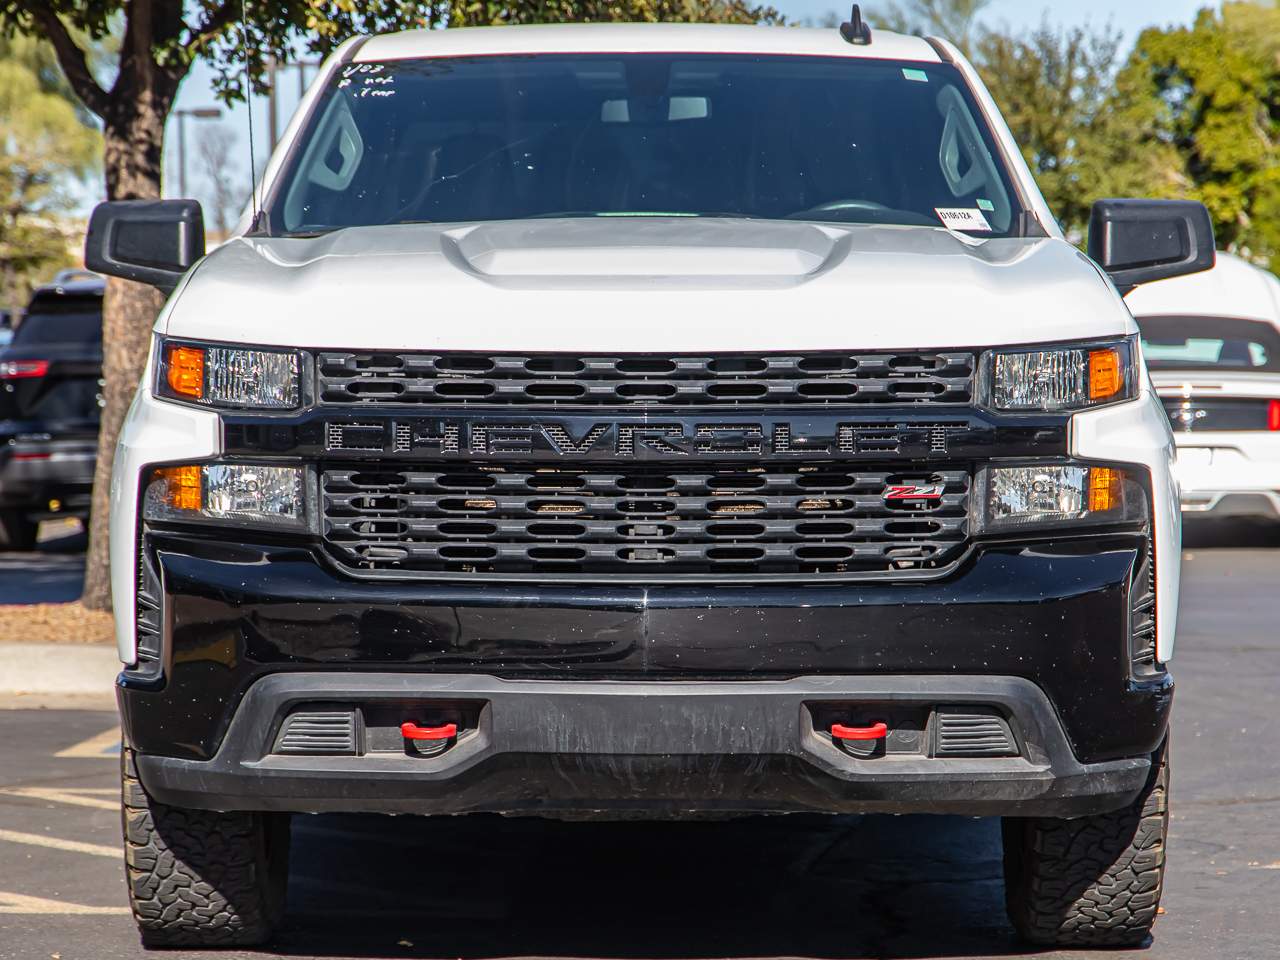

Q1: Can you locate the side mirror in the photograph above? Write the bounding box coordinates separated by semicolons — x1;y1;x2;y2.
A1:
85;199;205;295
1087;198;1215;296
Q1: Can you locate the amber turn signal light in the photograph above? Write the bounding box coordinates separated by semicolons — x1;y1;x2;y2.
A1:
152;465;202;512
1088;347;1123;402
165;345;205;399
1087;466;1123;513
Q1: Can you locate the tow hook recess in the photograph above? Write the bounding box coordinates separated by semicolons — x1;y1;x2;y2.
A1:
831;721;888;758
400;721;458;757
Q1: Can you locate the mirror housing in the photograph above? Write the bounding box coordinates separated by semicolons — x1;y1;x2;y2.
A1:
85;199;205;295
1087;198;1215;296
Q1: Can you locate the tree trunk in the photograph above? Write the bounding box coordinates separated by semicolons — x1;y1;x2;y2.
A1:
79;100;170;611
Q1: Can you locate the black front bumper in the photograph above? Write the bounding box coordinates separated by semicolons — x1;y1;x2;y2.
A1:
120;532;1171;818
134;673;1152;819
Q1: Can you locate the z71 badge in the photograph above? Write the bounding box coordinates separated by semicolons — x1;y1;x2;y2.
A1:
882;483;946;502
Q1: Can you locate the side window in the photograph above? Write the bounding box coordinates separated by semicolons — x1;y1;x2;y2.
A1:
935;86;1011;232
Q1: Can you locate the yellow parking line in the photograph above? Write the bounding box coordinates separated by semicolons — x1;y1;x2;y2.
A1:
0;787;119;811
55;728;121;759
0;828;119;859
0;890;129;915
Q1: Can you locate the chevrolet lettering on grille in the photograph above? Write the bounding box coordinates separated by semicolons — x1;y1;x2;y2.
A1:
320;418;971;460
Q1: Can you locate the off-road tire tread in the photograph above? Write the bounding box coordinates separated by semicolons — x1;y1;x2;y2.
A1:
121;748;284;947
1003;741;1169;947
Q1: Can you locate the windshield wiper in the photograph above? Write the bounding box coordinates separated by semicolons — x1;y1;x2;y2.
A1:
270;228;338;239
520;211;761;220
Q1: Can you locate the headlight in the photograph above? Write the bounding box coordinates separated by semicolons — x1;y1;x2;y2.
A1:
986;338;1135;411
143;463;308;529
156;339;300;409
974;463;1147;533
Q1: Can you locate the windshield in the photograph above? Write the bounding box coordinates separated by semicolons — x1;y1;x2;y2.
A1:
267;54;1024;236
1137;316;1280;373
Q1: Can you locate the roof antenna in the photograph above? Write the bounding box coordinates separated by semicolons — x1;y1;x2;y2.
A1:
840;4;873;45
240;0;261;230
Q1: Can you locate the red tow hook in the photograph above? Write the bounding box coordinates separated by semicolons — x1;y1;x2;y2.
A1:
400;722;457;742
831;721;888;741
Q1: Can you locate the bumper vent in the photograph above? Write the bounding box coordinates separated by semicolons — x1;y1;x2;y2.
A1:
273;709;359;756
317;351;975;408
129;547;163;680
1130;529;1159;677
321;464;970;578
932;708;1017;757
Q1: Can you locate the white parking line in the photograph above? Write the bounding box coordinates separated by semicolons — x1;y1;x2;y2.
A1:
0;787;119;811
0;828;119;859
55;728;121;759
0;890;129;915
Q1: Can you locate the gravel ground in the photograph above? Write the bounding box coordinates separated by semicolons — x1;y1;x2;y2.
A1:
0;602;113;644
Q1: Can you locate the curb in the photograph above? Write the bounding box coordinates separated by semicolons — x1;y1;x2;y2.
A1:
0;643;119;710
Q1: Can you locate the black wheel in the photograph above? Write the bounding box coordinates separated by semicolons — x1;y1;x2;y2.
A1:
122;748;290;948
0;509;38;551
1003;739;1169;948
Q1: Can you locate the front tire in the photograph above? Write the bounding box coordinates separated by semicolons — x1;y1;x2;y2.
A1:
122;749;290;948
1002;739;1169;948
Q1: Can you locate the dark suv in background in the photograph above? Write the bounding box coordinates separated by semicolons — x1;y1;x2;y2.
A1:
0;274;103;550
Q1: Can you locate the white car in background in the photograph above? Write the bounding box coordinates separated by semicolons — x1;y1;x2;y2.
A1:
1128;251;1280;522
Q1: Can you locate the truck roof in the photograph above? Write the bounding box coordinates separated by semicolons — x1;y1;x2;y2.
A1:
355;22;942;65
1125;250;1280;326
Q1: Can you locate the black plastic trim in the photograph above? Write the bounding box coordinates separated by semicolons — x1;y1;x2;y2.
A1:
132;673;1152;819
116;531;1174;768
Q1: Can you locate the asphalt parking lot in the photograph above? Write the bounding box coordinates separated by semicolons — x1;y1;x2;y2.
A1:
1;521;1278;960
0;522;84;605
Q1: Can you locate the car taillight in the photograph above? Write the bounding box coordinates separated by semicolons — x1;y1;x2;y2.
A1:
1270;399;1280;431
0;360;49;379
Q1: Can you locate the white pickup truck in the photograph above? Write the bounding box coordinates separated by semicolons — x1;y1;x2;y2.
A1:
86;14;1212;950
1128;251;1280;522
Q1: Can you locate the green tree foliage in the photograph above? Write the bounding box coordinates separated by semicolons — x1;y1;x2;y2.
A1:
0;34;100;310
865;0;990;55
450;1;780;27
977;21;1178;240
1116;2;1280;267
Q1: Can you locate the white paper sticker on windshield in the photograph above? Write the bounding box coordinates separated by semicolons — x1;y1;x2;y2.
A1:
935;208;992;232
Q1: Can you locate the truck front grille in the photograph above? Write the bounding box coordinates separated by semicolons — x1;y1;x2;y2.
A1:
317;351;975;407
321;464;970;578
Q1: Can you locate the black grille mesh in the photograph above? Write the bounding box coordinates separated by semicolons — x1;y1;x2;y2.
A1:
317;351;975;407
322;464;970;577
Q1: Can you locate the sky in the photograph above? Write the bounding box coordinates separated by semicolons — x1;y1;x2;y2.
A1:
148;0;1216;219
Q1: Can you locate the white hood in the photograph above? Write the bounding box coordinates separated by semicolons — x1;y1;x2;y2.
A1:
164;218;1131;352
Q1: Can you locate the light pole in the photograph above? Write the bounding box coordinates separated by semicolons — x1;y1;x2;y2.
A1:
265;60;320;150
173;107;221;197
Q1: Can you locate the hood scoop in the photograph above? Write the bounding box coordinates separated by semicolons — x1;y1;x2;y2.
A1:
445;218;842;280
